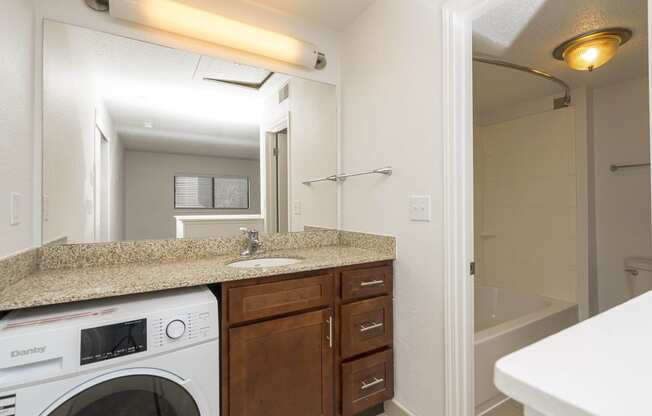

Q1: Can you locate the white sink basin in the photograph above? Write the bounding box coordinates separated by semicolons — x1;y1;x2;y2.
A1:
227;257;303;268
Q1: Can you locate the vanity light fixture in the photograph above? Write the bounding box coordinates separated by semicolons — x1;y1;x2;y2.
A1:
88;0;327;70
553;28;632;71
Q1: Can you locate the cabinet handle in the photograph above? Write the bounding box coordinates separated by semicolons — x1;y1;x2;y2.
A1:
360;321;384;332
360;280;384;287
361;377;384;390
327;316;333;348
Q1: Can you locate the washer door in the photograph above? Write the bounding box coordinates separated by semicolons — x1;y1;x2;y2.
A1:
46;374;201;416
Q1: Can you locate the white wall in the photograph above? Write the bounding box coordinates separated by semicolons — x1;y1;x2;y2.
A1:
341;0;445;414
259;77;338;232
475;108;578;303
124;150;260;241
176;215;264;239
95;100;125;242
42;20;127;245
288;78;338;231
0;0;35;257
474;88;596;318
593;77;652;312
42;20;97;244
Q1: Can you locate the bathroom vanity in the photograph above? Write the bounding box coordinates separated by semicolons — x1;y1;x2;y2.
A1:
0;13;396;416
220;261;394;416
0;230;395;416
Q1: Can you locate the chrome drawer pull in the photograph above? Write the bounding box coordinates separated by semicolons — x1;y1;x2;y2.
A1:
361;377;384;390
360;321;384;332
360;280;384;287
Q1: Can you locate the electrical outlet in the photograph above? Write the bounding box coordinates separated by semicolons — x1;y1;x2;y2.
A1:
293;200;302;215
10;193;21;225
409;195;431;222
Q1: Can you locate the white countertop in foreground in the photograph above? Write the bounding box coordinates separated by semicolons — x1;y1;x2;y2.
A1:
495;291;652;416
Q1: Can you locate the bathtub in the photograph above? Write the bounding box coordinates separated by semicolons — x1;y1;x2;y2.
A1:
474;286;578;413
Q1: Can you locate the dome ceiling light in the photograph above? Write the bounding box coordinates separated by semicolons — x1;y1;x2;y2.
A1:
553;28;632;72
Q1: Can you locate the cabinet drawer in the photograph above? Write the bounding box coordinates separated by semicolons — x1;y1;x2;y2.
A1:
340;296;393;358
341;266;392;302
342;349;394;416
228;274;334;324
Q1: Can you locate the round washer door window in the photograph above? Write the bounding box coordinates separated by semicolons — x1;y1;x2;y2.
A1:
48;375;200;416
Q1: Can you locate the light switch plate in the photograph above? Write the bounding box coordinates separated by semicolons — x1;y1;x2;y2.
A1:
410;195;431;222
10;192;21;225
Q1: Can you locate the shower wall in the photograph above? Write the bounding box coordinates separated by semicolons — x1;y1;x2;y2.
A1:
474;107;578;303
593;77;651;312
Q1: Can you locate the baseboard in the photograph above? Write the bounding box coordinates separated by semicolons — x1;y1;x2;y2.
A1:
384;399;416;416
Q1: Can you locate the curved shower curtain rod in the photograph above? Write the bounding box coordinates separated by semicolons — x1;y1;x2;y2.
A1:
473;56;571;107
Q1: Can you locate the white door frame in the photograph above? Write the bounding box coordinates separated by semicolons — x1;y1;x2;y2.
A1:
442;1;513;415
261;114;290;233
443;1;652;415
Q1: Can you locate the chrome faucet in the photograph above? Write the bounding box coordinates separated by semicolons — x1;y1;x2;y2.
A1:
240;227;262;256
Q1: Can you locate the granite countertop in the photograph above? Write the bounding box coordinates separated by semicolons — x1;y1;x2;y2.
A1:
0;231;395;311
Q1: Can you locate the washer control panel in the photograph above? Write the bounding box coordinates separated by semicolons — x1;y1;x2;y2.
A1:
150;310;214;349
80;319;147;366
166;319;186;339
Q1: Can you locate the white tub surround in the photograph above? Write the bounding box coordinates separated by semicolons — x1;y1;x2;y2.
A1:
175;215;264;238
475;287;577;413
495;291;652;416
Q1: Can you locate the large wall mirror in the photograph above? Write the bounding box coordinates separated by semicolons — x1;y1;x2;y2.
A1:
42;20;337;245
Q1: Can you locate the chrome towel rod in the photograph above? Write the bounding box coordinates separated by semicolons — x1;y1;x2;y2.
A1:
610;162;651;172
302;166;393;186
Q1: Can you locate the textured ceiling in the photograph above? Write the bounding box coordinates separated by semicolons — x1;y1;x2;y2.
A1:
47;22;265;159
238;0;375;30
473;0;648;115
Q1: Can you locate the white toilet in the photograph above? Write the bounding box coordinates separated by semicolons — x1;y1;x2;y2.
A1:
625;257;652;298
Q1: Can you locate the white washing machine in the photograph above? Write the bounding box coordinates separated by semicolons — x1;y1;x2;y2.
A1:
0;286;219;416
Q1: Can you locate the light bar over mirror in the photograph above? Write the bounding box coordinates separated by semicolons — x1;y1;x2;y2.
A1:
95;0;327;70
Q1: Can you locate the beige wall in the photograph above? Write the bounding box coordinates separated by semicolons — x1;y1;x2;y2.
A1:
124;150;260;241
341;0;445;414
288;78;338;231
593;77;651;312
95;100;125;242
0;0;35;257
42;20;96;244
260;77;338;232
475;108;578;302
42;20;125;245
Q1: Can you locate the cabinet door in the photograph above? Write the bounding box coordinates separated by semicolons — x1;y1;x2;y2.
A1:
229;308;334;416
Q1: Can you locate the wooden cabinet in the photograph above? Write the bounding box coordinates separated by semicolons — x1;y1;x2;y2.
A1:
229;308;334;416
220;261;394;416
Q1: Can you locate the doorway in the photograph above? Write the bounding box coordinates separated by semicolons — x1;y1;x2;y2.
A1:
266;129;289;233
442;1;651;415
